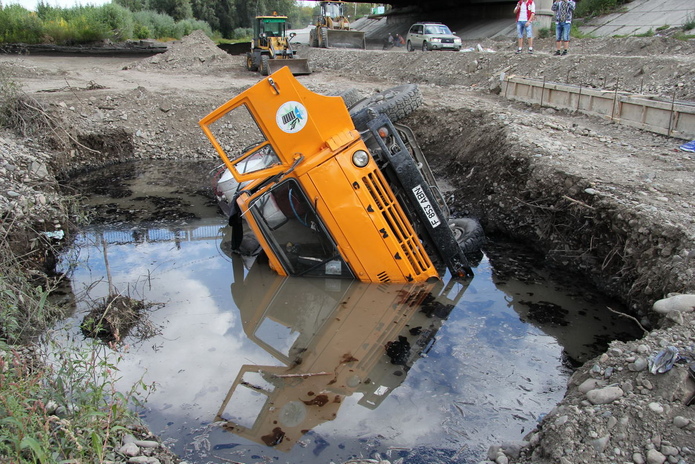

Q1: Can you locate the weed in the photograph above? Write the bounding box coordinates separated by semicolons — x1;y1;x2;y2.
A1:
655;24;669;31
0;340;153;462
635;28;655;37
684;12;695;31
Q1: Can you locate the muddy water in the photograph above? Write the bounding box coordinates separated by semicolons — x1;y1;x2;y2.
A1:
58;161;642;464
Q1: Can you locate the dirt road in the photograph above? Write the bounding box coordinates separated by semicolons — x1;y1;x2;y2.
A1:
1;30;694;464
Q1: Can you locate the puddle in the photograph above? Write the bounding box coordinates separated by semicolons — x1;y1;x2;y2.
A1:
57;161;643;463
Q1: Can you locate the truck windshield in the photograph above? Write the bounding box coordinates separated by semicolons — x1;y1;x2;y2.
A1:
250;179;353;279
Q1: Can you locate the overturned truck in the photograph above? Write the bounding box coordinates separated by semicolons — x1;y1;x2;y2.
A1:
199;67;483;283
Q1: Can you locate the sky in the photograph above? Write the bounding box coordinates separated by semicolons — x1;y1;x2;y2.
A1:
5;0;319;11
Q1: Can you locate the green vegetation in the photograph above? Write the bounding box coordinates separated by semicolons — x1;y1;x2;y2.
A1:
0;0;324;44
634;28;654;37
575;0;631;20
0;341;152;463
684;12;695;31
655;24;669;31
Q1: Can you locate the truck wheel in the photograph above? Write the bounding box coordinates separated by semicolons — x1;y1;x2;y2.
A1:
260;55;270;76
349;84;422;128
310;29;319;48
328;88;363;110
449;218;485;254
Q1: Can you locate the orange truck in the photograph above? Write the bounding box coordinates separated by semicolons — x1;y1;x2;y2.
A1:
199;67;483;283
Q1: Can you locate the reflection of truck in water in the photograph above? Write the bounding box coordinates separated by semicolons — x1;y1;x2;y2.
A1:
309;1;366;49
200;67;483;283
246;13;311;76
216;242;470;450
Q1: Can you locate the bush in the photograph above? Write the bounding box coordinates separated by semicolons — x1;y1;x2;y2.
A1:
0;5;44;44
232;27;252;40
87;3;135;40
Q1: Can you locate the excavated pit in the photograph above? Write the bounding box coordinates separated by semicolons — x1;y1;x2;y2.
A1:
405;105;693;324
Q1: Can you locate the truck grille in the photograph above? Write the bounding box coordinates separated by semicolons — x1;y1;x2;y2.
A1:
362;170;433;276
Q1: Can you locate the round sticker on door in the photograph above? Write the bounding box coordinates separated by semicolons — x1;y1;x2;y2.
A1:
276;101;308;134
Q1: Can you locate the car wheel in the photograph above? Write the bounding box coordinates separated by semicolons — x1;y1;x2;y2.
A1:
422;41;429;51
349;84;423;129
449;218;485;254
407;40;414;52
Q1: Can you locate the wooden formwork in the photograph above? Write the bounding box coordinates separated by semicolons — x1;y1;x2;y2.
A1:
502;76;695;140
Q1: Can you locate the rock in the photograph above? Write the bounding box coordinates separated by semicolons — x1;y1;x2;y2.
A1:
652;294;695;314
629;357;648;371
590;434;610;453
646;448;667;464
578;378;606;393
586;386;624;405
648;402;664;413
673;416;690;428
119;442;140;457
134;440;160;448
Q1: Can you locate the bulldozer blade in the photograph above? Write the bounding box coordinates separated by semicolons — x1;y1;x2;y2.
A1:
266;59;311;75
326;30;366;49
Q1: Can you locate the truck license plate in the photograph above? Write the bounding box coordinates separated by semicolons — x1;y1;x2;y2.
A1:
412;185;441;228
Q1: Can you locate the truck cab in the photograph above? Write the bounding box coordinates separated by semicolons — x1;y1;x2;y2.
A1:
200;67;482;283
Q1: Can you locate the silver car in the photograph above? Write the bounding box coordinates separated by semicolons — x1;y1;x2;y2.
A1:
406;22;462;52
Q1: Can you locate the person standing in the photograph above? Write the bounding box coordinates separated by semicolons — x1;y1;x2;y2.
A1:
552;0;576;55
514;0;536;54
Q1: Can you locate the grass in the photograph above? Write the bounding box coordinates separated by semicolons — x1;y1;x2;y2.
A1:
684;12;695;31
0;341;153;463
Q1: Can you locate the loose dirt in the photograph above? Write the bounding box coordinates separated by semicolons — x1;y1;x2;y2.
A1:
1;30;693;464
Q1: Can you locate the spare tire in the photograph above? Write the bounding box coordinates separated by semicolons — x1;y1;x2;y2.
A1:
349;84;422;129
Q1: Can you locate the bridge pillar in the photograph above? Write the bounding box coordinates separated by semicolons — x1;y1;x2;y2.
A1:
534;0;554;31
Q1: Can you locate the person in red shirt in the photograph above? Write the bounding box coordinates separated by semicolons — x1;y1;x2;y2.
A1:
514;0;536;54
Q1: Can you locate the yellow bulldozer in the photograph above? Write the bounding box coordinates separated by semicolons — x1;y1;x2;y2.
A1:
246;13;311;76
309;1;366;49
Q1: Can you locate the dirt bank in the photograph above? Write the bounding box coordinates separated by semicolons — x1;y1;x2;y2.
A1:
0;31;693;463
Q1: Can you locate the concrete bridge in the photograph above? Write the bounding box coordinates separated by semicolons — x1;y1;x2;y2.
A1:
319;0;694;39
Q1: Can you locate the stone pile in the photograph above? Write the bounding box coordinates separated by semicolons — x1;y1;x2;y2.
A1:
484;293;695;464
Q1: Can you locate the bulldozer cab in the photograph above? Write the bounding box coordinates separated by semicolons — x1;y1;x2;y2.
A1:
310;1;366;49
247;14;311;76
319;1;350;29
254;14;288;46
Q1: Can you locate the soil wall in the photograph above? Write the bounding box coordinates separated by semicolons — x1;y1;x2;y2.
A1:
406;107;693;320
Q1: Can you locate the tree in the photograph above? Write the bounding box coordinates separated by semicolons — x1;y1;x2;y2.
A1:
146;0;192;21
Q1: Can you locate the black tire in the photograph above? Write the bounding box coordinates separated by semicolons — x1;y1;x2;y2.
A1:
260;55;270;76
320;28;328;48
246;52;258;72
310;29;319;48
449;218;485;254
407;40;414;52
422;41;429;51
328;88;363;110
349;84;422;129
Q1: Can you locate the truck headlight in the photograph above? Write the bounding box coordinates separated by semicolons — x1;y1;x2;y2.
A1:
352;150;369;167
